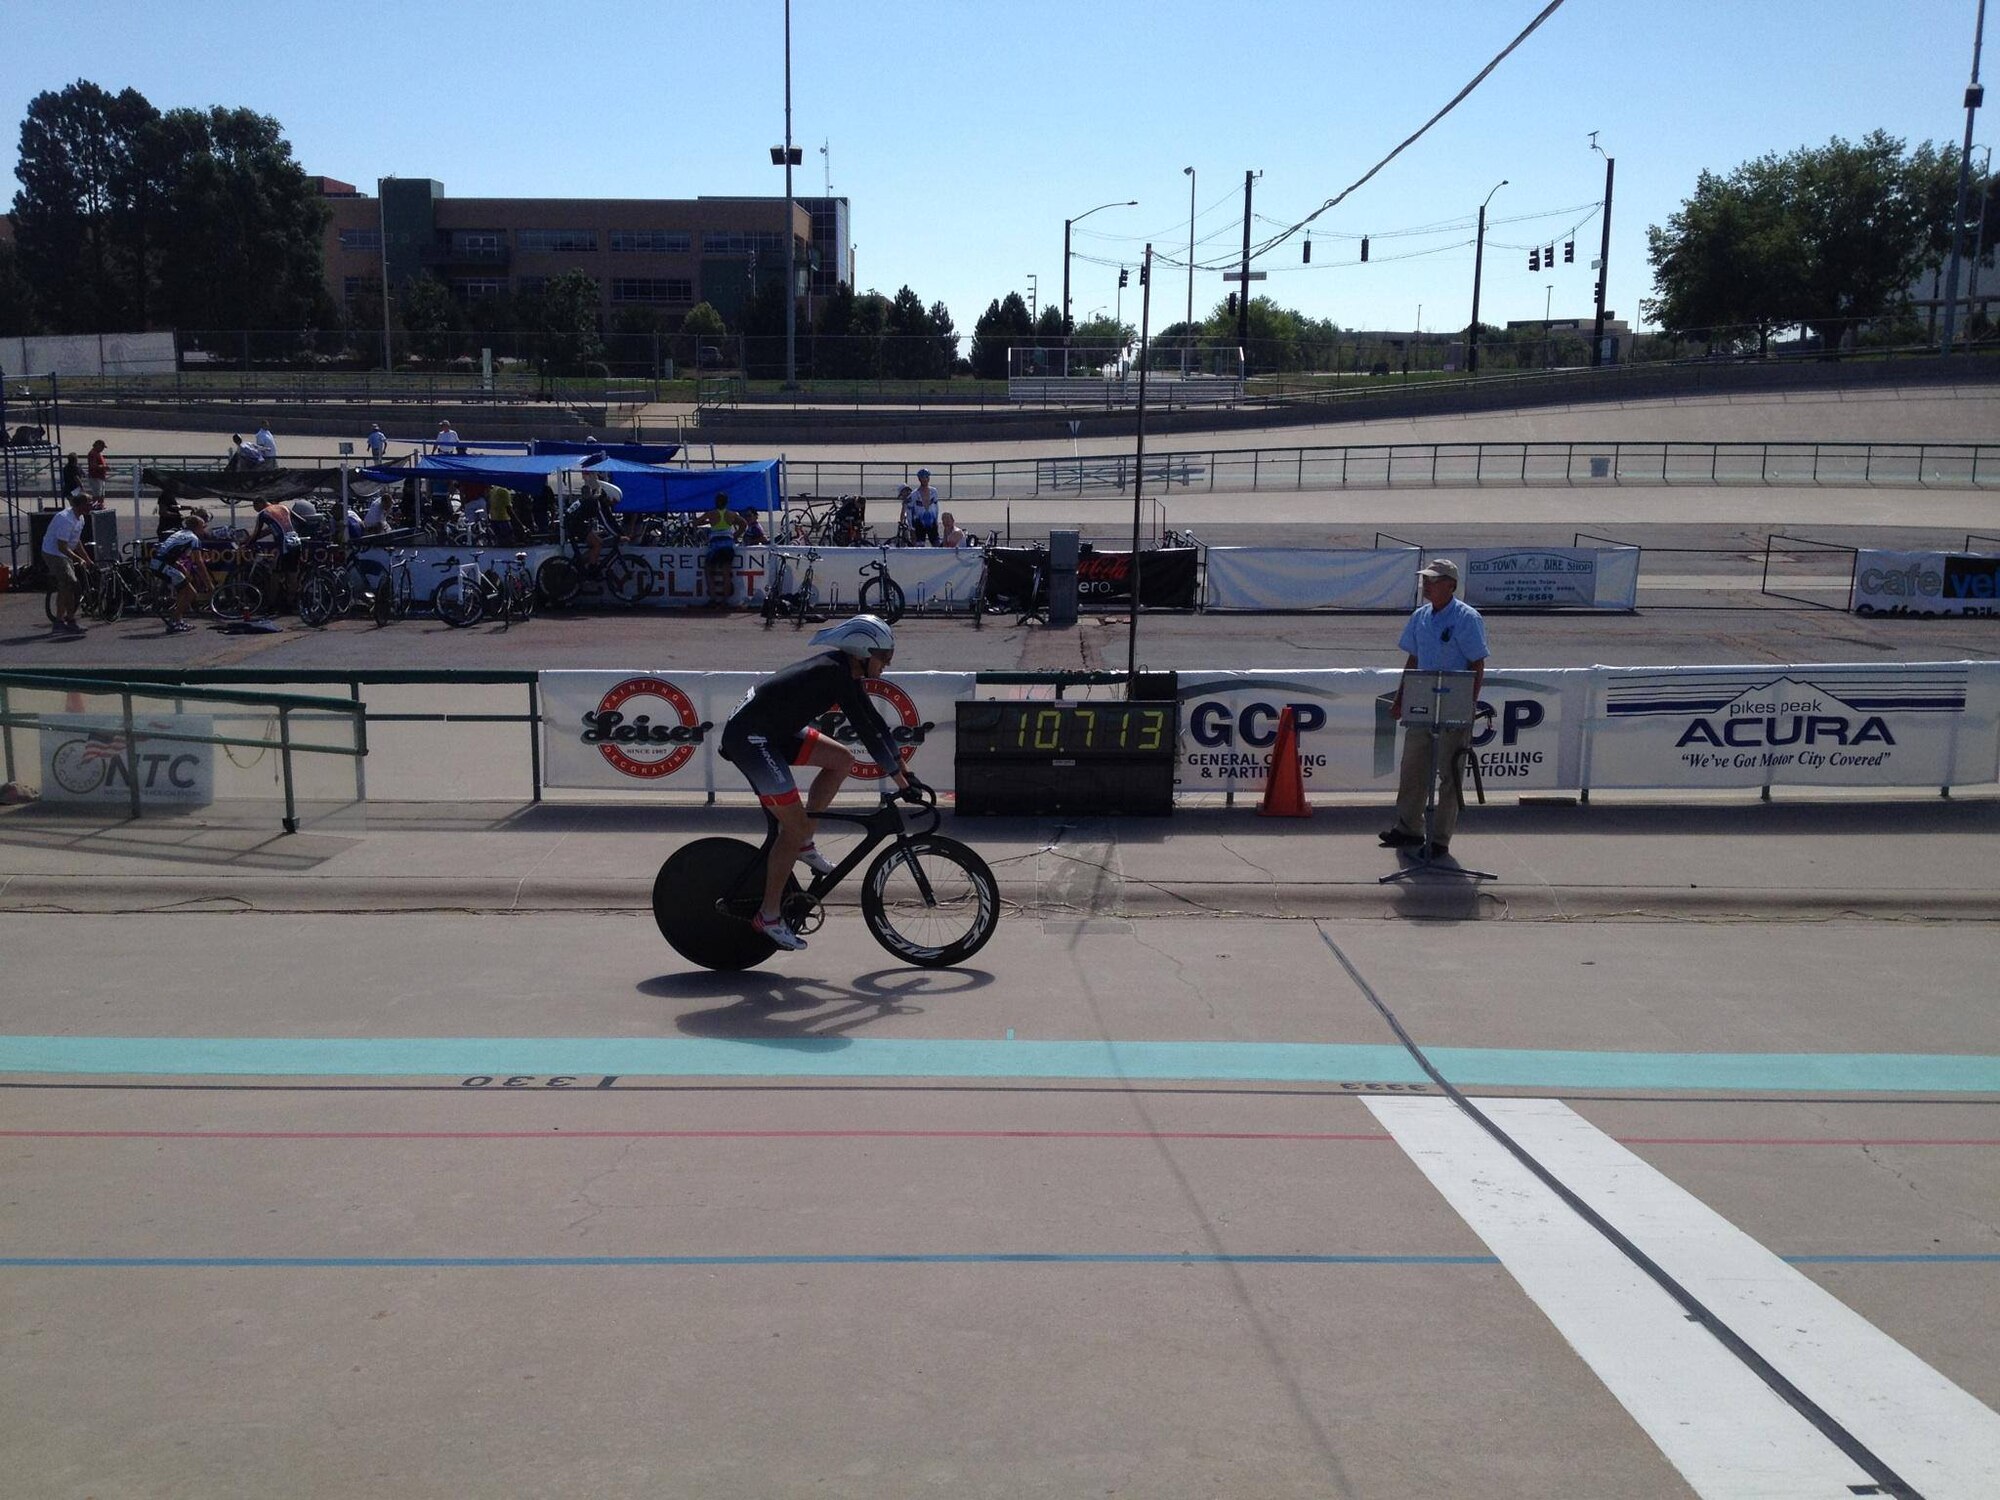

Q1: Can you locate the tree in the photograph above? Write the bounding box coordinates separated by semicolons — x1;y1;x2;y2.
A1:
10;80;158;331
882;285;931;378
1646;132;1951;350
676;300;728;371
0;239;38;335
969;292;1034;379
1068;314;1133;373
397;274;462;361
926;299;959;378
526;269;604;372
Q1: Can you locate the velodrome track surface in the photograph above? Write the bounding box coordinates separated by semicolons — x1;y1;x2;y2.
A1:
3;388;1997;1497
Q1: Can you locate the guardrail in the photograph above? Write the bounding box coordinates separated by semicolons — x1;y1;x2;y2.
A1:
0;671;367;832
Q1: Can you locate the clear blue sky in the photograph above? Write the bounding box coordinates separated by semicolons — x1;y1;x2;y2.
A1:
6;0;1990;336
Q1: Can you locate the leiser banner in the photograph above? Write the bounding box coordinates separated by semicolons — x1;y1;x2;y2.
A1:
538;670;975;792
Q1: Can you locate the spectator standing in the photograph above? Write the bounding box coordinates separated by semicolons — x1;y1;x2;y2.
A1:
253;425;278;466
487;483;515;542
60;452;81;498
1379;558;1489;859
42;491;94;633
703;490;740;608
905;468;942;546
155;490;185;540
365;423;389;462
85;439;110;505
436;419;461;453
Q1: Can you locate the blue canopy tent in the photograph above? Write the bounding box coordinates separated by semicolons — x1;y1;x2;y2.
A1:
357;455;783;513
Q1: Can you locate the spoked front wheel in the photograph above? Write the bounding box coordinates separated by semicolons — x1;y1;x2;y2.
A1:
653;836;800;972
859;575;906;624
861;835;1000;968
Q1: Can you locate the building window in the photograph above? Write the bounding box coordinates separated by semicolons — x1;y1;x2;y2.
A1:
518;228;598;253
450;278;508;302
338;228;382;251
449;230;504;260
610;231;692;254
610;278;693;304
342;275;383;303
701;231;788;256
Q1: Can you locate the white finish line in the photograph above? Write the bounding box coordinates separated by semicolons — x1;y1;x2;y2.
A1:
1368;1097;2000;1499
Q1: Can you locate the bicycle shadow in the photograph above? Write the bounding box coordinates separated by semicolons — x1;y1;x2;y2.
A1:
645;965;995;1043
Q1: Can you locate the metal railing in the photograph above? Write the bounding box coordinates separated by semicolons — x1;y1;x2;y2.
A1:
0;672;368;832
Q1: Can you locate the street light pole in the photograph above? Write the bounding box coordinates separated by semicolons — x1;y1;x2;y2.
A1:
1941;0;1988;354
1183;165;1196;341
1467;179;1507;375
1970;144;1994;315
782;0;797;386
1545;283;1554;367
1590;135;1615;366
1063;199;1137;360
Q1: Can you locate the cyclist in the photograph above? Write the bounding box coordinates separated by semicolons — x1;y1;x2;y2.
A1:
248;496;303;609
719;614;920;951
150;509;214;633
905;468;942;546
562;470;622;573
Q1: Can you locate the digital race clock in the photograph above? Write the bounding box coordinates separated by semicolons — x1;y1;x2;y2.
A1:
954;701;1177;816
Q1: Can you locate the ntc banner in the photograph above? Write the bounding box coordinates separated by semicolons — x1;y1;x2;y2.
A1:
1587;662;2000;788
538;671;976;792
1174;669;1590;791
982;546;1198;610
1201;548;1416;612
37;714;215;805
1850;550;2000;618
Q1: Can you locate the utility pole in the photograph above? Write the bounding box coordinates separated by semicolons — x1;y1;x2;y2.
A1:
1127;245;1154;692
1941;0;1987;354
1236;170;1256;355
781;0;797;386
1590;135;1616;366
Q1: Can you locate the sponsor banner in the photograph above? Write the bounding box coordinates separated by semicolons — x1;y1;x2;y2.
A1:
538;671;975;792
981;546;1197;610
38;714;215;806
1460;546;1638;610
765;546;984;613
1850;549;2000;618
1175;669;1588;791
1587;663;2000;788
1201;548;1417;612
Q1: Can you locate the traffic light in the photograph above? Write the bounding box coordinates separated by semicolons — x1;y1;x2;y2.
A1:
1118;268;1129;289
1360;237;1370;262
1138;261;1148;286
1303;239;1311;263
1563;240;1575;263
1227;291;1238;317
1529;248;1540;272
1546;244;1555;267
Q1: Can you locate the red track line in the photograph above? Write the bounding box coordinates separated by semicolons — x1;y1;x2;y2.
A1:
2;1129;1997;1145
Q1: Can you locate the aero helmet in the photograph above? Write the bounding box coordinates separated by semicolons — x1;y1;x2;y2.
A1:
810;613;895;660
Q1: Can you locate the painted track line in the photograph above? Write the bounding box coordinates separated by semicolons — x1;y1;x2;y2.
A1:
2;1129;1994;1146
1372;1096;2000;1500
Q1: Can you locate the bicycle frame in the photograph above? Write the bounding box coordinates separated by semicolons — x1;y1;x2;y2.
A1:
723;793;944;919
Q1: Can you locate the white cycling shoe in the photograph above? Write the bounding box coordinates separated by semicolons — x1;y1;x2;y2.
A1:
753;911;807;951
796;842;837;878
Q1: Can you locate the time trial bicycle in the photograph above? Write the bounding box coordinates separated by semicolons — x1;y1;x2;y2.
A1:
652;782;999;971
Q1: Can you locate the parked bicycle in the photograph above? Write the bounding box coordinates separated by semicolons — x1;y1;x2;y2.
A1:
652;783;999;971
857;547;907;623
435;549;537;628
297;544;417;627
760;547;825;628
978;542;1049;626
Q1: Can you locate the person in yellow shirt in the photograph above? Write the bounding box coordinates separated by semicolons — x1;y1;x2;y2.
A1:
487;483;515;543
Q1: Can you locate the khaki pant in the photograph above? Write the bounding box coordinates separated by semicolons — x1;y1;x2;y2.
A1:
1393;723;1472;845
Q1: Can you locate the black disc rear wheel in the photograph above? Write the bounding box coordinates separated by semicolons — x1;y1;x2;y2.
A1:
654;836;801;971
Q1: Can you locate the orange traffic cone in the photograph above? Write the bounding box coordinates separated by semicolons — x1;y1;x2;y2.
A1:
1259;705;1311;818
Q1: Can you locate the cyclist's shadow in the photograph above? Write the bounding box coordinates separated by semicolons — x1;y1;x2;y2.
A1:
647;966;994;1043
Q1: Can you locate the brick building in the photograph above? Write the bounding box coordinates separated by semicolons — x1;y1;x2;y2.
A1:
320;177;850;330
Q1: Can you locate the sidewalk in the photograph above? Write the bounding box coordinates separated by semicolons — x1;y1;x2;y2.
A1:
3;792;1995;921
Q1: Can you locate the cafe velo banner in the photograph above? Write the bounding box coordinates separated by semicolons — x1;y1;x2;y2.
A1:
1849;549;2000;618
538;670;976;792
1457;546;1640;611
1174;669;1590;792
1200;548;1416;612
1585;662;2000;789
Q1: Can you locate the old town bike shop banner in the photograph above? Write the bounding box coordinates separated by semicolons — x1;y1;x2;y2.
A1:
1199;546;1639;612
1849;549;2000;618
539;671;977;792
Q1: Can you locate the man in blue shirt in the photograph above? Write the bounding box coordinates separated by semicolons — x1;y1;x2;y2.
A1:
1381;557;1488;857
